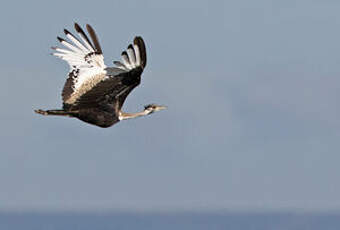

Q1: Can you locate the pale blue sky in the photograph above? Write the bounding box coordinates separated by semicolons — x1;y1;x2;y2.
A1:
0;0;340;212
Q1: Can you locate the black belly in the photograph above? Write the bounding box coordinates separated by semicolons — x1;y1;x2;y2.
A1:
75;108;119;128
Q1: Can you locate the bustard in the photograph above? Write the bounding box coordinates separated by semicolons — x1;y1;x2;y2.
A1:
35;23;166;128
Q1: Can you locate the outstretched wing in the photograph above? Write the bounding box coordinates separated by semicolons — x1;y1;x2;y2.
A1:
52;23;107;105
69;37;147;111
113;36;147;109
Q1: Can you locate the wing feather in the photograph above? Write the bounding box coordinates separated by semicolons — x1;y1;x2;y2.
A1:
74;23;95;52
127;44;136;68
57;37;83;54
121;51;132;69
64;29;88;53
52;24;106;104
134;36;147;68
113;36;147;70
113;61;128;70
86;24;103;54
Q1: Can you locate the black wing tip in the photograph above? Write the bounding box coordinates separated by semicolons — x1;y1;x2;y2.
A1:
86;24;94;31
86;24;96;35
128;44;134;49
57;36;65;42
121;51;128;56
133;36;147;68
86;24;103;54
73;23;96;51
133;36;144;44
74;23;81;32
64;29;70;35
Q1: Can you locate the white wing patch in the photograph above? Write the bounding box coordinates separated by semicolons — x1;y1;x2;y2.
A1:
52;25;107;103
114;44;142;71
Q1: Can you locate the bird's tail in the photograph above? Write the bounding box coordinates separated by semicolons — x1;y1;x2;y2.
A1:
34;109;76;117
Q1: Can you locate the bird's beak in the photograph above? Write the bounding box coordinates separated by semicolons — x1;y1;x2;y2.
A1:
156;105;167;111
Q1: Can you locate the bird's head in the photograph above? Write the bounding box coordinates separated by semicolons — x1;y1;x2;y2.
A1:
144;104;167;114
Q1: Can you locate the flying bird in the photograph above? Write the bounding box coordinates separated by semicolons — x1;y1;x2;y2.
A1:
35;23;166;128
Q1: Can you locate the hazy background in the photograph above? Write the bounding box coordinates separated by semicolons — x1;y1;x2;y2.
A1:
0;0;340;213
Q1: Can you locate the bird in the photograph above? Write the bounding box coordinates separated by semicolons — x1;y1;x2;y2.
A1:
35;23;166;128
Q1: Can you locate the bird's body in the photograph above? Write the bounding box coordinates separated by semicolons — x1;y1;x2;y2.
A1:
35;23;166;128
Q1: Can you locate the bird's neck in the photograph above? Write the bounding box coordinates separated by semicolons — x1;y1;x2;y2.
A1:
119;110;150;120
